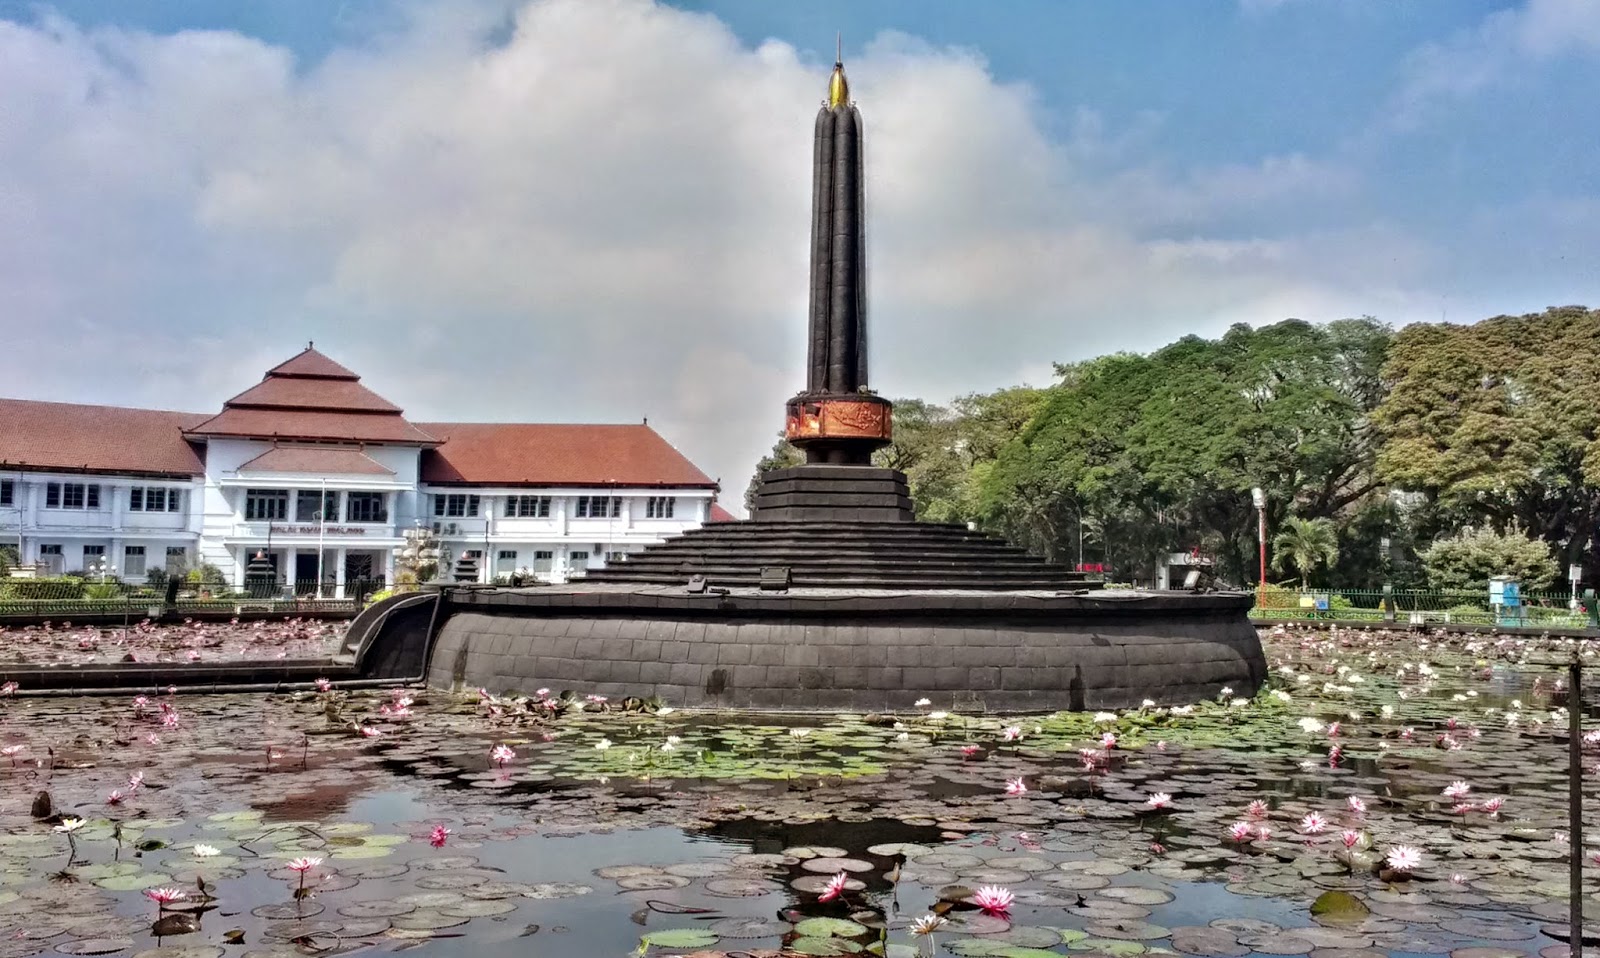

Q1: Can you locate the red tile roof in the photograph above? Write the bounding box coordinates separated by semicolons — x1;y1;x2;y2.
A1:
1;349;716;489
708;503;738;522
185;347;437;444
224;377;401;413
0;399;207;477
418;423;717;488
238;446;396;475
267;348;361;380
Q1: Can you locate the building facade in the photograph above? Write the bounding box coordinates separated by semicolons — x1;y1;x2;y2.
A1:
0;348;726;594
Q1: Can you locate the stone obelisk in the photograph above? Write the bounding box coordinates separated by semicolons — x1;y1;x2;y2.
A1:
756;50;911;521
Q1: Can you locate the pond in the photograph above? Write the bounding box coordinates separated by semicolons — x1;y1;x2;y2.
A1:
0;623;1592;958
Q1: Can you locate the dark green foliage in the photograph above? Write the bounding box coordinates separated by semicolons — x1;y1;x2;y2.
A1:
742;308;1600;588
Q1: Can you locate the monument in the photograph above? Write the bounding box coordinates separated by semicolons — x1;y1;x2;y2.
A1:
383;53;1266;709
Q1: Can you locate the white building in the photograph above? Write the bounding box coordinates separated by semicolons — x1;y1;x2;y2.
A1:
0;347;728;594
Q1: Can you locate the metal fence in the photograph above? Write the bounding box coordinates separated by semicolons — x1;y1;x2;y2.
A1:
1249;587;1593;628
0;577;392;617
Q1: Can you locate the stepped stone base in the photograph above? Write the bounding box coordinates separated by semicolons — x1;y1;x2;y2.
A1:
588;465;1087;592
751;465;913;522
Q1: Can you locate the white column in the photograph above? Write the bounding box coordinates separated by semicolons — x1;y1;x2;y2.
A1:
110;485;124;531
335;547;347;599
384;546;396;587
284;547;298;590
234;546;247;588
110;537;123;580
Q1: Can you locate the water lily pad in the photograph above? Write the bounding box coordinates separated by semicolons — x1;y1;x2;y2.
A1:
794;917;868;938
1172;928;1248;957
250;903;324;920
789;938;863;956
54;940;133;956
129;949;224;958
439;899;516;918
703;877;777;898
638;929;718;949
707;916;788;938
337;900;415;919
616;875;689;891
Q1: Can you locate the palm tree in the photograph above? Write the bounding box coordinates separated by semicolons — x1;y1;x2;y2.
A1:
1273;517;1339;591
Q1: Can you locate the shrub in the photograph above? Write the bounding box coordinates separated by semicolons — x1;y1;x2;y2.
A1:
3;577;86;600
1421;525;1559;592
84;582;122;600
364;588;394;606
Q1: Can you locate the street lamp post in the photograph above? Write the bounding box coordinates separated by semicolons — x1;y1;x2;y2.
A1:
1251;487;1267;606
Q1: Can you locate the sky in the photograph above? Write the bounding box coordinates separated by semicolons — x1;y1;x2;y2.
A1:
2;0;1598;509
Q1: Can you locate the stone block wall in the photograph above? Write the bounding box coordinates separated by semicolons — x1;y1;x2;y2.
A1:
424;592;1265;712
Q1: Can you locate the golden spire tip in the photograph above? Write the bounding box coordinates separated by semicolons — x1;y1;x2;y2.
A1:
827;33;849;108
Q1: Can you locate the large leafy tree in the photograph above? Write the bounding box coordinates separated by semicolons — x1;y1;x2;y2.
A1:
1373;306;1600;571
980;318;1391;584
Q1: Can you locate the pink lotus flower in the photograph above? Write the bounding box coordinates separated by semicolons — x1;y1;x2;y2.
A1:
1145;792;1172;810
287;857;322;873
1341;829;1362;849
1001;725;1022;742
1451;873;1468;884
960;745;981;758
1228;822;1254;842
106;789;124;805
490;744;515;767
359;726;382;738
1480;796;1504;817
314;678;332;692
1326;721;1341;737
127;771;144;790
1155;740;1167;751
0;744;24;766
143;887;186;911
1327;744;1342;767
1443;780;1471;800
1004;777;1027;796
817;871;850;902
1246;799;1269;819
1254;823;1272;841
0;682;17;696
972;885;1014;916
428;825;451;848
1300;812;1329;834
1384;845;1422;872
1346;795;1367;816
1101;731;1118;749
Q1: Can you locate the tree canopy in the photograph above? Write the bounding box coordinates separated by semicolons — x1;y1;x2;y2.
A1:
741;307;1600;593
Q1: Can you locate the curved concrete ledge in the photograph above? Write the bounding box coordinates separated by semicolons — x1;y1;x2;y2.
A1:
424;585;1266;712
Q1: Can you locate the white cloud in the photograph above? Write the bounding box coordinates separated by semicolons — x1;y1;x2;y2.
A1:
0;0;1472;506
1393;0;1600;124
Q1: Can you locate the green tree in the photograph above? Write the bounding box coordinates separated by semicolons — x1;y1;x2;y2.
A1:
1374;306;1600;574
1272;516;1340;590
981;319;1391;583
1419;525;1559;592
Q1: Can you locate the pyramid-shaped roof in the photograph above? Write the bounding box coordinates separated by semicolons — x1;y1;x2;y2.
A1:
185;348;438;445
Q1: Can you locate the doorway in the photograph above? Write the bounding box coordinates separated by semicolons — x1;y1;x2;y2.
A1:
294;553;319;593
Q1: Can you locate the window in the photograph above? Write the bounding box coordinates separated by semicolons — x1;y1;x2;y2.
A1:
165;546;188;573
346;492;387;523
45;482;98;510
505;495;551;518
82;545;105;562
123;546;147;578
245;489;289;521
605;550;629;563
38;544;62;573
495;549;517;574
39;545;62;555
575;496;620;518
433;494;480;518
295;490;339;523
645;496;675;519
0;480;11;507
568;550;590;575
129;487;183;512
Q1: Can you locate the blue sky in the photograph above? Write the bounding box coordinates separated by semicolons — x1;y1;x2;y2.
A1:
1;0;1597;495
